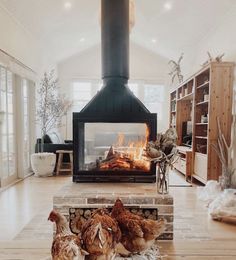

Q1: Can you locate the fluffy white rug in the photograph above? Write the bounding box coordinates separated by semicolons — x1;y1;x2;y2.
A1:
209;189;236;224
197;180;222;204
115;245;162;260
198;181;236;224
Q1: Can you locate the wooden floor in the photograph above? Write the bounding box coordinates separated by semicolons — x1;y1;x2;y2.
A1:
0;174;236;260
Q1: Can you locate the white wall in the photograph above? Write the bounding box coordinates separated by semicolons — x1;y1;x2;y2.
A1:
58;42;170;138
184;5;236;77
0;5;42;73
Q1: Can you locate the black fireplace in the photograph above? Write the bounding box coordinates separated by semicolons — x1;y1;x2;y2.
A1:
73;0;157;183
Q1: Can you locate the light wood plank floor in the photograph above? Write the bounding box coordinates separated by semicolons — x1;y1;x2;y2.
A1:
0;174;236;260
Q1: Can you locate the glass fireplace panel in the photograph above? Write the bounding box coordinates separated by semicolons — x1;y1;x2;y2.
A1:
82;123;150;172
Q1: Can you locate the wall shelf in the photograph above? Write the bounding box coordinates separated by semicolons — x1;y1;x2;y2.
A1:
178;92;194;101
196;100;209;106
196;81;209;89
195;136;208;139
195;123;208;125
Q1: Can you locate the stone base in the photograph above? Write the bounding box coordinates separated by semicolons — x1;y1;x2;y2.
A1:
53;183;174;240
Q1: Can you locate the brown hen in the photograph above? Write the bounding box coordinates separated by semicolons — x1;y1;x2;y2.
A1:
48;210;88;260
111;199;166;255
81;208;121;260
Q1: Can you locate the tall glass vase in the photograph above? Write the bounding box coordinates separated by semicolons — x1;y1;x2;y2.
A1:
156;161;169;194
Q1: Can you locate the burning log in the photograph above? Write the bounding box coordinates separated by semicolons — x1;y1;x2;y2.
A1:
94;145;150;172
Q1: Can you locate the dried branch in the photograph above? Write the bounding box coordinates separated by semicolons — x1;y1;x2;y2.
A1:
212;116;236;188
216;117;227;164
218;138;227;166
211;143;225;166
168;53;184;83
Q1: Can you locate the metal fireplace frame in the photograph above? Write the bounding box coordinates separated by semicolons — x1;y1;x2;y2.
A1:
73;112;157;183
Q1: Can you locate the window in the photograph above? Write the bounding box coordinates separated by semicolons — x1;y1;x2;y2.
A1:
65;80;101;138
144;84;164;120
128;82;165;119
0;67;16;182
129;83;139;98
71;81;92;112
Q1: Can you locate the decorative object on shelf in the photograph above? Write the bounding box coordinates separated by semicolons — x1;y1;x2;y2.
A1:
36;70;72;152
171;100;176;111
196;144;207;154
168;53;184;84
146;128;179;194
201;113;208;123
184;88;188;96
203;88;209;101
212;116;236;189
202;51;225;67
31;152;56;177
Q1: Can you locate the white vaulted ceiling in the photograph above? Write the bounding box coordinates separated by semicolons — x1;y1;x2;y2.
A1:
0;0;235;63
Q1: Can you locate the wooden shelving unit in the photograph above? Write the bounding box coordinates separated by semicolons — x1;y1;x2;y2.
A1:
170;62;234;183
170;79;194;178
193;62;234;182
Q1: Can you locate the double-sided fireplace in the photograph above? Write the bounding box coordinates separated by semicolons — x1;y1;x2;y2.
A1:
73;0;157;183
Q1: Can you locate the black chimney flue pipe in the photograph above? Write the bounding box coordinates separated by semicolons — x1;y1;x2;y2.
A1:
101;0;129;80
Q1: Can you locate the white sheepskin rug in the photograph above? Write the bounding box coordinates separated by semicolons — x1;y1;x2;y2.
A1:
197;181;236;224
197;180;222;204
116;245;163;260
209;189;236;224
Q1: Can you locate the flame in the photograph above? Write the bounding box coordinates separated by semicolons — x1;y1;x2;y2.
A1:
105;124;151;171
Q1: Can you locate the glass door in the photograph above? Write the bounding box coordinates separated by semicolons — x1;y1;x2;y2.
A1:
0;67;17;187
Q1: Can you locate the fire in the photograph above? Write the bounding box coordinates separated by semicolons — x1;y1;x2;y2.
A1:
99;125;151;171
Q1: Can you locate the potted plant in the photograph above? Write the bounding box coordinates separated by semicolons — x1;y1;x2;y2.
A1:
31;70;71;177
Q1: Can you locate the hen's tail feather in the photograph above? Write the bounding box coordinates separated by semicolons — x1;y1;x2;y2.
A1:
66;240;78;256
90;222;106;248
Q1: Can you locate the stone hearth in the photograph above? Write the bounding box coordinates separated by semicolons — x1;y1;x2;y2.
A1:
53;183;174;240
